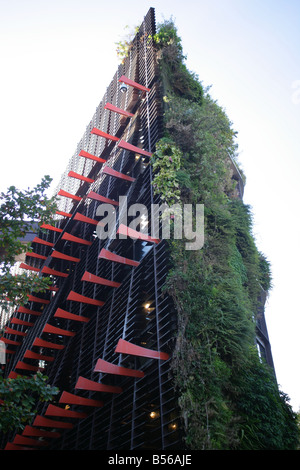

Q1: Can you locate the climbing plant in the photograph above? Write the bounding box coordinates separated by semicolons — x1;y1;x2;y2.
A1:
0;175;57;312
115;25;139;63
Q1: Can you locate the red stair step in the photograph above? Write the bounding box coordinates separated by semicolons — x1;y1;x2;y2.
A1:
87;191;119;206
13;434;48;447
81;271;121;288
40;223;63;233
118;139;152;157
18;306;42;316
24;350;54;362
54;307;90;323
19;263;40;273
42;324;76;337
5;443;35;450
22;426;61;439
28;295;50;304
32;237;54;247
62;232;92;246
32;337;65;350
41;266;69;278
5;327;27;337
118;75;150;93
25;252;47;260
8;371;22;378
94;358;144;378
45;404;87;419
0;337;21;346
4;349;15;355
79;149;106;163
117;224;160;244
74;212;102;226
47;285;59;292
56;210;72;218
33;415;74;429
103;166;135;182
91;127;120;142
10;318;34;327
15;361;39;371
68;171;95;184
104;102;134;118
51;250;80;263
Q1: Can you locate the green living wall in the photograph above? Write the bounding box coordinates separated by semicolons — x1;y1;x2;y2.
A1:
151;20;299;450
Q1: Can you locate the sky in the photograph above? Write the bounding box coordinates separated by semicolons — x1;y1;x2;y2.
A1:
0;0;299;411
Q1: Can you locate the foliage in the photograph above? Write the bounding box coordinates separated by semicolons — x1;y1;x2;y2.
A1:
233;348;299;450
0;271;52;314
153;18;299;449
154;19;203;105
153;18;183;51
0;372;59;433
0;175;57;311
151;137;182;206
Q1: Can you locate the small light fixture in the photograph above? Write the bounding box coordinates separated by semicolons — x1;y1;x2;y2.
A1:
120;82;128;93
149;410;159;419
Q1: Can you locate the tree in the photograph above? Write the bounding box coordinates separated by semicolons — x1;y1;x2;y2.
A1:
0;175;57;312
0;176;59;436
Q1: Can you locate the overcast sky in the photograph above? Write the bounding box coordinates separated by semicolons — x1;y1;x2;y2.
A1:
0;0;299;411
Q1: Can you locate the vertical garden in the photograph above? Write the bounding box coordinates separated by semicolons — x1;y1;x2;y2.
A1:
151;19;299;450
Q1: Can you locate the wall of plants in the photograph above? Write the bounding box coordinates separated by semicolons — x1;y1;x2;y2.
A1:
151;19;299;450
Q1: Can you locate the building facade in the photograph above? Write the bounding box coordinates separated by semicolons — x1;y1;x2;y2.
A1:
0;8;274;450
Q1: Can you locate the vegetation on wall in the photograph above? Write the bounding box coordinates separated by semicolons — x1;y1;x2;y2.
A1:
115;25;140;63
151;19;299;450
0;176;57;312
